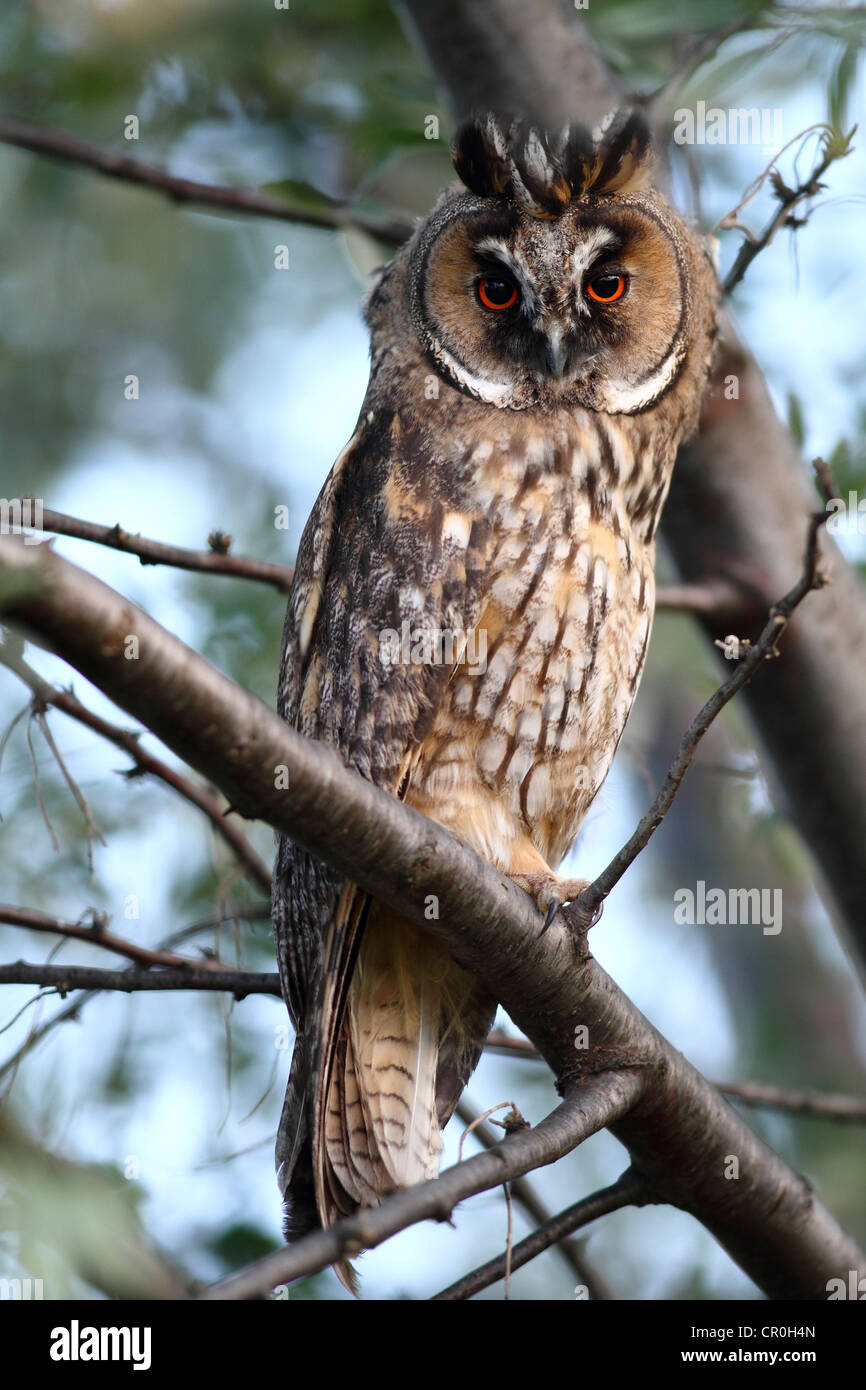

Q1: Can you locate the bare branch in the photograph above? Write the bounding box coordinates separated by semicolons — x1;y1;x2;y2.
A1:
198;1080;640;1298
719;1081;866;1124
720;124;856;295
484;1030;866;1123
0;904;243;974
432;1168;646;1300
0;960;281;998
654;579;753;619
0;117;412;246
18;505;294;592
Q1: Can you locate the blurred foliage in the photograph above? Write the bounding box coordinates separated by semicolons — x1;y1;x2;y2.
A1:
0;0;864;1302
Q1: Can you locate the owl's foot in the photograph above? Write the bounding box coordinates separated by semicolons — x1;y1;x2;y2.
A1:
507;872;595;935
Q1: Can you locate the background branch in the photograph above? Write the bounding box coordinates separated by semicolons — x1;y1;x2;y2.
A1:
0;904;240;973
0;116;412;245
24;505;294;592
0;960;281;998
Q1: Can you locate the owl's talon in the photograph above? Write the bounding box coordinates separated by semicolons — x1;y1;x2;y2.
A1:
541;899;560;935
508;872;591;933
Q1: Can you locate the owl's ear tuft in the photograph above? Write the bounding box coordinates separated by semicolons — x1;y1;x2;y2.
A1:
587;108;654;195
451;113;515;199
452;108;653;213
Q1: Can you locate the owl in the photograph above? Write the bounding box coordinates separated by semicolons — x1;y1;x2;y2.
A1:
272;110;717;1289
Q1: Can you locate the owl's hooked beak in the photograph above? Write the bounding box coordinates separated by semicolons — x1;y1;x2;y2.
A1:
543;325;568;379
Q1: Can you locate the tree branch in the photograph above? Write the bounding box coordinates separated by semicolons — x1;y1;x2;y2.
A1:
0;960;281;998
19;505;294;592
0;116;412;245
1;535;862;1297
484;1030;866;1123
719;125;856;296
0;904;242;973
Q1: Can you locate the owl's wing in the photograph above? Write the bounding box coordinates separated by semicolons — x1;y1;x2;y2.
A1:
272;405;491;1234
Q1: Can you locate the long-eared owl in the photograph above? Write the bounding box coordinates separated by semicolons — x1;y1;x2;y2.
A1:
273;110;718;1287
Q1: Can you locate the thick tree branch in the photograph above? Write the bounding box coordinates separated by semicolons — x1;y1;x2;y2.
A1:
0;536;862;1297
198;1080;639;1297
0;116;412;245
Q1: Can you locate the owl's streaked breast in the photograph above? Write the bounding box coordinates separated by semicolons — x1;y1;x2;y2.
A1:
406;412;656;873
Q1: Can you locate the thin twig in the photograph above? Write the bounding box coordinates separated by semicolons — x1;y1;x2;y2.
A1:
33;709;106;874
576;493;831;921
23;713;59;853
432;1169;646;1301
720;125;856;295
0;904;241;973
0;116;412;246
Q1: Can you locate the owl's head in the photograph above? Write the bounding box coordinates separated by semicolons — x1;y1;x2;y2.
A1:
402;111;715;416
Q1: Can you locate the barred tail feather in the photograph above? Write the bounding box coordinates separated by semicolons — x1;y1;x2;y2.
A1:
347;914;445;1189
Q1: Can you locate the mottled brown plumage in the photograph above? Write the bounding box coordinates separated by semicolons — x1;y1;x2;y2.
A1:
272;110;718;1288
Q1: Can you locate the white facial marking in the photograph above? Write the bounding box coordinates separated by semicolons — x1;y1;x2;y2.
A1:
602;343;684;414
432;339;515;408
571;227;618;314
474;237;541;316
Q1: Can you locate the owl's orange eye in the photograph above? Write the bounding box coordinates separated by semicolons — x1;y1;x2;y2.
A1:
586;272;627;304
477;275;519;311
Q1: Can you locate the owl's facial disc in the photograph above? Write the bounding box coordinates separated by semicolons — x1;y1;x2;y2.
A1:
408;191;691;414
